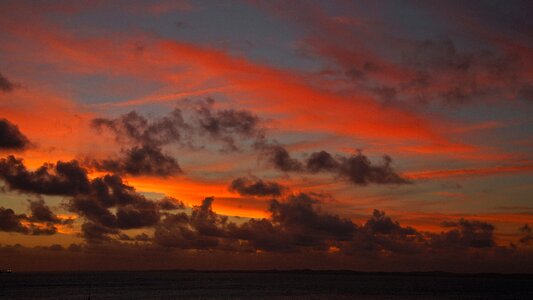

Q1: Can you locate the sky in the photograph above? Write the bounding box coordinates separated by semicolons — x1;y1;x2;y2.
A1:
0;0;532;272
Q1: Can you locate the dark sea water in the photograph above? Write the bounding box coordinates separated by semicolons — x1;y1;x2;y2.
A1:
1;271;532;299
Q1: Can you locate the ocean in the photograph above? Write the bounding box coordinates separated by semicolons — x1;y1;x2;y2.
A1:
1;271;532;299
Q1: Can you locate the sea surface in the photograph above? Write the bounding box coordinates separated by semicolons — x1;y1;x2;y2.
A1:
1;271;532;299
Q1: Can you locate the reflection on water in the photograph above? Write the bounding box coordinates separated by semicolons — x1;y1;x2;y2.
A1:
1;271;532;299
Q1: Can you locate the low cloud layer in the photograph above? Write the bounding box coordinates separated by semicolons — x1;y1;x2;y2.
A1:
0;155;531;272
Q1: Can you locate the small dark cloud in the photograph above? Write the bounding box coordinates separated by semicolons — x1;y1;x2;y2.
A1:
306;150;339;173
336;152;410;185
194;99;264;152
28;199;61;224
0;207;28;233
81;222;119;242
91;109;189;148
0;72;16;92
229;176;286;197
0;119;30;150
260;144;303;172
157;196;185;210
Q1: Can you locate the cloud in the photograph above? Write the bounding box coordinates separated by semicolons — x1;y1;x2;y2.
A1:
90;99;266;176
0;207;28;233
430;219;495;249
157;196;186;210
260;144;303;172
229;176;286;197
89;144;182;177
0;119;30;150
0;72;16;92
0;198;68;235
336;152;410;185
306;150;340;173
0;156;91;196
194;98;265;152
91;109;189;148
28;198;61;224
261;146;410;186
0;156;167;242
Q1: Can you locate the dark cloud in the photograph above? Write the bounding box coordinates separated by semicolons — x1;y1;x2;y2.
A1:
156;193;356;252
28;199;61;224
0;156;168;242
0;207;28;233
336;152;410;185
81;222;119;242
0;156;91;196
260;144;303;172
67;174;162;238
430;219;495;249
90;99;266;176
194;98;264;152
400;38;528;105
0;199;66;236
0;119;30;150
261;147;409;186
229;176;286;197
306;150;339;173
0;72;16;92
154;197;226;249
89;145;182;177
92;109;189;147
157;196;185;210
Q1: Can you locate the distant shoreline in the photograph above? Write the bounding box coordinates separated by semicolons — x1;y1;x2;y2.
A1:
8;269;533;278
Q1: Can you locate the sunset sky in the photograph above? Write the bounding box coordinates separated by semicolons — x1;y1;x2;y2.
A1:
0;0;532;272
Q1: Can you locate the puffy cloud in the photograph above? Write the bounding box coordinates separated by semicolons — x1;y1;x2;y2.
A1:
0;156;91;196
0;119;30;150
229;176;286;197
